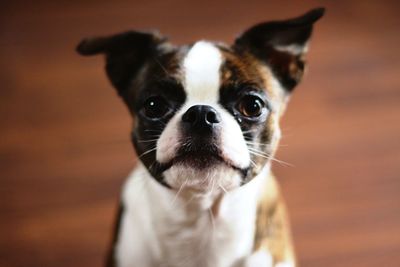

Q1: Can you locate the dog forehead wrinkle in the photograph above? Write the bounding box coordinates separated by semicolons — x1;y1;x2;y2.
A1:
182;41;223;103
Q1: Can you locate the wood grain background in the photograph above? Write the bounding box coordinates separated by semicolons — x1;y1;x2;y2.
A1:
1;1;399;266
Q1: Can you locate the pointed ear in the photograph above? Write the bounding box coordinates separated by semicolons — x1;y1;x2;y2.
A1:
76;31;167;95
234;8;325;91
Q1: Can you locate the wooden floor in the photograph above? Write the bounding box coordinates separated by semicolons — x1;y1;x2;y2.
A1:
1;1;400;266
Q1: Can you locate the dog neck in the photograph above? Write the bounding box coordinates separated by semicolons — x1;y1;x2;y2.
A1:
138;162;270;215
119;163;271;266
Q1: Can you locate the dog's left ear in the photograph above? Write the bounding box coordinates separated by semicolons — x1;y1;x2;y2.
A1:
234;8;325;91
76;31;168;98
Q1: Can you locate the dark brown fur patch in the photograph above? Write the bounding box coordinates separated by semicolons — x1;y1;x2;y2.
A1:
219;47;266;90
267;49;305;91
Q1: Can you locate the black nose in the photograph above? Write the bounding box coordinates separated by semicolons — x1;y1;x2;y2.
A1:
182;105;221;133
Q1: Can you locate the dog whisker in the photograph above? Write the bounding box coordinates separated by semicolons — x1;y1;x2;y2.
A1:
248;149;293;167
182;194;196;208
247;147;269;156
208;208;216;236
143;129;163;133
245;141;288;150
144;135;162;139
137;139;159;143
218;182;228;194
242;129;258;134
249;159;257;167
171;178;188;206
245;141;272;147
148;160;158;171
153;56;170;76
138;147;158;159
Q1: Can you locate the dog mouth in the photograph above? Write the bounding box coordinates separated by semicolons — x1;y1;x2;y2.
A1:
173;149;224;169
147;137;251;189
155;143;249;177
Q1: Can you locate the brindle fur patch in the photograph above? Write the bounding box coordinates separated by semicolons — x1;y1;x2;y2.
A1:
218;47;285;178
253;173;295;265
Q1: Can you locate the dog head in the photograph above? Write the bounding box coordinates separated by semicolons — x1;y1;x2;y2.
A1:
77;8;324;193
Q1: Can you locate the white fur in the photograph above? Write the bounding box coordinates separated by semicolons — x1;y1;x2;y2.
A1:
156;111;183;164
115;163;271;267
183;41;222;103
242;250;273;267
275;262;295;267
274;42;309;56
164;162;242;193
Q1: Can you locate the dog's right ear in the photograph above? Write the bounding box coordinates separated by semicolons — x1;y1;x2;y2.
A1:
77;31;167;96
234;8;325;92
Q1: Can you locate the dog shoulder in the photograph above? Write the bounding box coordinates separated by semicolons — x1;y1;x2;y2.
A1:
112;165;164;267
253;173;296;266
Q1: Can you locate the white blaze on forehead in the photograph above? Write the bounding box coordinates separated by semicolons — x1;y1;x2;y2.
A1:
183;41;223;103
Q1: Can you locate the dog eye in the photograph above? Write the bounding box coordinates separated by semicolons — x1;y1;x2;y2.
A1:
238;95;265;117
142;96;171;119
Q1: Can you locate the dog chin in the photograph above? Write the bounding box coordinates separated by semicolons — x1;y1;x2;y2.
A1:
163;162;243;193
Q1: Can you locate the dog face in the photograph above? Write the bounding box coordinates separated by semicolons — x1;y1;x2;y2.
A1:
77;8;324;193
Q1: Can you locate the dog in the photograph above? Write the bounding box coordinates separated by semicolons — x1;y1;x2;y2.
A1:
77;7;324;267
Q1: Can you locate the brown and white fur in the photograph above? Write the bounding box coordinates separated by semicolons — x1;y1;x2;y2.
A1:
77;8;324;267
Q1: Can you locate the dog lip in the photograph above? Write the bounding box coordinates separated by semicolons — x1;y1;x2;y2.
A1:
157;149;248;176
173;150;223;164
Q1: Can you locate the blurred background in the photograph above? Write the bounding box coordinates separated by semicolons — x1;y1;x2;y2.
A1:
1;1;400;266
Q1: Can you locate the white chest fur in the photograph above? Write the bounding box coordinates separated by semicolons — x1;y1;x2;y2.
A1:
115;164;269;267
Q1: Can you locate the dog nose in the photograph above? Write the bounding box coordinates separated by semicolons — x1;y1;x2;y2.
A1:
182;105;221;133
